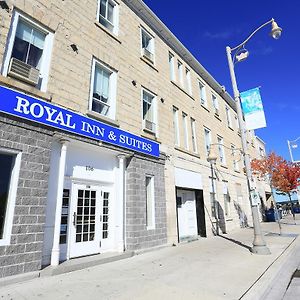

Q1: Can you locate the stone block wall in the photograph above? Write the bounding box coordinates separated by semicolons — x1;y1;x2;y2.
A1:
0;115;53;277
126;155;167;250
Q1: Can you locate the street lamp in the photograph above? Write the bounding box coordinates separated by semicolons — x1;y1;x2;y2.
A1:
207;147;219;235
287;137;300;162
226;18;282;255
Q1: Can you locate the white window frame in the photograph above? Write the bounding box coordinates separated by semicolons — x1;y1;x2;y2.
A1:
173;106;180;146
177;60;184;86
204;127;211;156
225;106;233;128
89;58;117;120
97;0;119;35
0;149;22;246
141;88;157;135
2;11;54;92
185;68;192;95
217;136;226;165
231;144;239;171
146;175;155;230
182;112;189;150
141;27;155;62
191;118;197;153
212;94;219;114
169;52;176;81
199;80;207;106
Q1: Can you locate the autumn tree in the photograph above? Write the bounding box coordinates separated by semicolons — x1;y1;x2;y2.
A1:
251;152;300;223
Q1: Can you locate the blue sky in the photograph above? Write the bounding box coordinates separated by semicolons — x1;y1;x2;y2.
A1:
143;0;300;162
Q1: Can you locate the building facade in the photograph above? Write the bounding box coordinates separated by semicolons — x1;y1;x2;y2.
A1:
0;0;259;278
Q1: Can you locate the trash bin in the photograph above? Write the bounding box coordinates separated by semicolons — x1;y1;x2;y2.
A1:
265;209;275;222
293;206;300;214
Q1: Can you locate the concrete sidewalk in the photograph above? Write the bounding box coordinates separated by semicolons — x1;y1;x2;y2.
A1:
0;215;299;300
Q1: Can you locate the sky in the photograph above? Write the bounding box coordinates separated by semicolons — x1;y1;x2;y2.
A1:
143;0;300;162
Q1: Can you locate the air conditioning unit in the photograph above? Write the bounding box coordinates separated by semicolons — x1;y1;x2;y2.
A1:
215;108;219;116
143;119;155;133
8;58;40;86
142;48;153;61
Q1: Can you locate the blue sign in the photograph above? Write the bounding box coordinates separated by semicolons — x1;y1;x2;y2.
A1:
0;85;160;157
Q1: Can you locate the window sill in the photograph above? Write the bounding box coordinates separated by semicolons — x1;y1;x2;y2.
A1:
234;169;241;173
86;110;120;127
201;104;210;112
0;75;52;102
174;146;200;158
141;130;161;143
171;80;194;100
94;21;122;44
140;56;158;72
228;126;234;131
220;164;228;169
226;218;233;221
214;113;222;121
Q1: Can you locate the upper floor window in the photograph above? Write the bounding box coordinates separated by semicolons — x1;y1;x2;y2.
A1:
141;28;154;62
225;106;233;128
185;68;192;94
142;89;157;134
191;118;197;153
204;127;211;156
90;59;117;119
212;94;219;115
217;136;226;165
199;81;207;106
177;60;184;86
98;0;118;34
231;144;239;171
182;112;189;150
169;52;176;81
3;12;54;92
173;106;180;146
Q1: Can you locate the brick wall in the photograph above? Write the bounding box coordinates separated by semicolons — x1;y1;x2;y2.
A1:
0;114;53;277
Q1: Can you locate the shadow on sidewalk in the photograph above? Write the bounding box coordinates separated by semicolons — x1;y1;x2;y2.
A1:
218;234;252;252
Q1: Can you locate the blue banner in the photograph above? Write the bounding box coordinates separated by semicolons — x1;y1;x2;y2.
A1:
240;87;266;130
0;85;160;157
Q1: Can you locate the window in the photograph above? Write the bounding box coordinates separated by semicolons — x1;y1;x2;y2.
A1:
90;59;117;119
223;182;231;217
225;106;232;128
146;176;155;229
185;68;192;94
141;28;154;62
259;147;265;158
98;0;118;34
217;136;226;165
142;89;156;134
235;115;241;133
169;52;175;81
182;113;189;150
191;118;197;153
212;94;219;115
177;60;184;86
173;107;180;146
235;183;243;204
231;144;239;171
199;81;207;106
0;150;21;246
60;189;70;244
3;12;54;91
204;127;211;156
102;192;110;239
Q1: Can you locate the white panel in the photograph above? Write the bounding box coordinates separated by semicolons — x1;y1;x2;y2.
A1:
175;168;202;189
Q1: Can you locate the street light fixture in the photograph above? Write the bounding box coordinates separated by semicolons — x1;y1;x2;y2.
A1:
226;18;282;255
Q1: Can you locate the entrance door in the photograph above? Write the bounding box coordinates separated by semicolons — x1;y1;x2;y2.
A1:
69;184;102;258
177;189;198;241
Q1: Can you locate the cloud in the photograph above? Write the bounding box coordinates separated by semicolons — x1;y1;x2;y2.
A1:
274;102;300;111
203;30;235;40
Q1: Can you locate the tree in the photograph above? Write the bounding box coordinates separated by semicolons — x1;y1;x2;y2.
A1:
251;152;300;224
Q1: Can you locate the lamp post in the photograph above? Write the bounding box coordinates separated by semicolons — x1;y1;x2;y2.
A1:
226;18;282;255
207;148;219;235
287;137;300;163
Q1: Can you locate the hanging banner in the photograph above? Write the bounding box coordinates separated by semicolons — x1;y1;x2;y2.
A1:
240;87;266;130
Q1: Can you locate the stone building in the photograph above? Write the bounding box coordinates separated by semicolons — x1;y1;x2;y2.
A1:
0;0;260;278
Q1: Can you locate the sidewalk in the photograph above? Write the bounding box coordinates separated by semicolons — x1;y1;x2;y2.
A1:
0;215;299;300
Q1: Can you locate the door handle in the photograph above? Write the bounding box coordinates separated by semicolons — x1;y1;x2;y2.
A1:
73;212;77;226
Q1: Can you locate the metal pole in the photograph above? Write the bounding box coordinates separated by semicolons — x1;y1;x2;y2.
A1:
210;162;219;235
226;46;270;254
